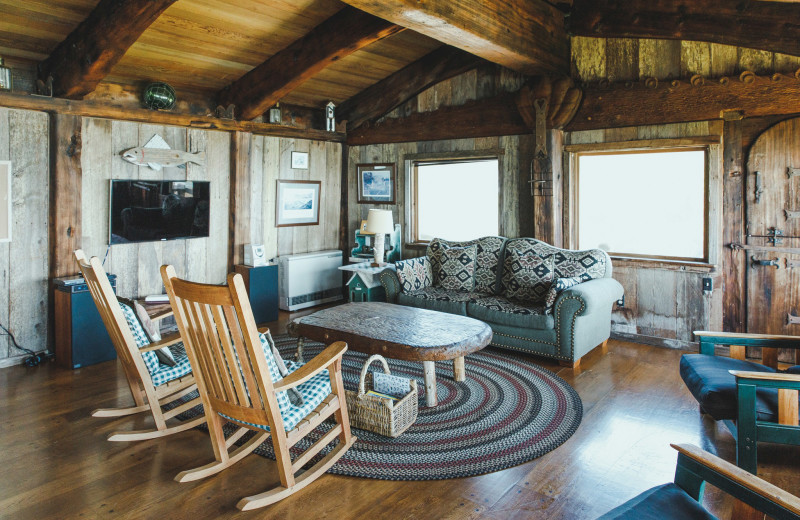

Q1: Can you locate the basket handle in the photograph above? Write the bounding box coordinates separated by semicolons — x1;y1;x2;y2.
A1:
358;354;391;397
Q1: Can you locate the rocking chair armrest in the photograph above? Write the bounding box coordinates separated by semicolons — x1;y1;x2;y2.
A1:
730;370;800;384
274;341;348;392
139;332;182;352
671;443;800;516
694;330;800;347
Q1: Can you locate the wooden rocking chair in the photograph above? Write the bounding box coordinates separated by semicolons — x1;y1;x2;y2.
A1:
74;250;205;441
161;265;356;510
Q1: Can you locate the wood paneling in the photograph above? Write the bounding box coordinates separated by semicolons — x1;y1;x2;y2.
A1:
567;122;724;347
0;109;50;362
239;135;342;261
80;118;230;299
50;114;82;279
569;0;800;58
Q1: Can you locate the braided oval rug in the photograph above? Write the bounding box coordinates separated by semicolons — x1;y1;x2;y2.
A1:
185;334;582;481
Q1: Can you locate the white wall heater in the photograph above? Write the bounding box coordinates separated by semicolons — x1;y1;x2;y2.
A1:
277;250;343;311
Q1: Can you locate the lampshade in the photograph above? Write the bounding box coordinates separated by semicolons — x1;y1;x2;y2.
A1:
364;209;393;234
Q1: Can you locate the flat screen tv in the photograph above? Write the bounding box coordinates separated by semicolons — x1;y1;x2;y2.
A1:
109;180;210;244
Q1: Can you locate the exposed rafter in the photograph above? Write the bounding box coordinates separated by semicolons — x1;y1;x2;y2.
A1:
218;7;403;121
338;0;569;75
338;46;484;131
569;0;800;57
567;72;800;132
39;0;177;99
348;77;581;145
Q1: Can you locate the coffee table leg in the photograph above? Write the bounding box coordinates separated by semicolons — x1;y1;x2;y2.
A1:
423;361;437;407
453;356;465;382
294;337;305;363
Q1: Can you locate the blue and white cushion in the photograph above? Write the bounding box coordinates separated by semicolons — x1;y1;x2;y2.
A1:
544;276;584;314
118;301;192;386
221;333;332;432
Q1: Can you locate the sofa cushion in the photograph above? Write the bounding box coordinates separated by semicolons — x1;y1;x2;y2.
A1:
679;354;785;422
436;244;477;292
427;236;506;294
544;276;584;314
398;286;484;315
502;251;555;303
396;256;433;293
468;295;553;330
504;238;609;282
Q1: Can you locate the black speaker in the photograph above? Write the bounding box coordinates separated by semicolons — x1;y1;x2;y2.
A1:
54;275;117;369
234;264;279;324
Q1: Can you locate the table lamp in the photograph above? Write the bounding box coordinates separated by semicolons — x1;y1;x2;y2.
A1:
364;209;393;266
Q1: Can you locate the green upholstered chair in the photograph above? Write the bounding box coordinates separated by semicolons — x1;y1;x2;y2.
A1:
598;443;800;519
680;331;800;474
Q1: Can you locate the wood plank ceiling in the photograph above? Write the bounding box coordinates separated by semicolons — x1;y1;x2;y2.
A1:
0;0;441;109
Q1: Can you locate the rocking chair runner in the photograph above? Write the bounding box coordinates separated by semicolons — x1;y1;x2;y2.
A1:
74;250;205;442
160;265;356;510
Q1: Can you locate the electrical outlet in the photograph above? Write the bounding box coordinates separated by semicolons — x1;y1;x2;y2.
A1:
702;277;713;293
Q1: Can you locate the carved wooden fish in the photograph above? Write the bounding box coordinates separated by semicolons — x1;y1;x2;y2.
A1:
121;134;205;171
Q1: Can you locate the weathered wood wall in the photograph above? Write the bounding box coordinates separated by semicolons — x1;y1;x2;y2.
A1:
348;65;547;257
567;36;800;346
565;121;724;347
79;120;230;298
0;109;50;366
241;135;342;262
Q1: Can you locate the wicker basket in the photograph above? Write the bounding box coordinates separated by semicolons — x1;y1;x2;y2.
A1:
345;355;418;438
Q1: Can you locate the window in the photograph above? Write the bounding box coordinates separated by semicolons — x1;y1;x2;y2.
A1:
411;158;499;242
577;148;707;261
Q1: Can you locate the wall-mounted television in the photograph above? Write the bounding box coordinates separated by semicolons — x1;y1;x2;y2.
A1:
109;180;210;244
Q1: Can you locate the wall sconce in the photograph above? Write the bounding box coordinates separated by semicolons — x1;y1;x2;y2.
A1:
268;103;281;124
0;57;12;91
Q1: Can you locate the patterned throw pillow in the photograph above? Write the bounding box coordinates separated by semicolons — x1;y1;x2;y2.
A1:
427;236;506;294
396;257;433;293
502;252;555;303
436;245;477;292
544;276;583;314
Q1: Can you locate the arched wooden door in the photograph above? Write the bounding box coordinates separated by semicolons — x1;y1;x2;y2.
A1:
746;117;800;344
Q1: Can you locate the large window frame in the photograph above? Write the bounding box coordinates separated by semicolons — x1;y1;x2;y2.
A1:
566;138;719;265
406;155;501;245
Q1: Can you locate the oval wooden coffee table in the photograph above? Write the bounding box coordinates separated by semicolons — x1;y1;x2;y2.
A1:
287;302;493;407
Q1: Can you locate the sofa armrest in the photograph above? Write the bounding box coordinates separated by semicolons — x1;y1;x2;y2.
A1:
555;278;624;318
379;269;402;303
393;256;433;295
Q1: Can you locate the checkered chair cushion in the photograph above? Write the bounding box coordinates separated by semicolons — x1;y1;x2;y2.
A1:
220;333;332;432
118;301;192;386
436;244;477;292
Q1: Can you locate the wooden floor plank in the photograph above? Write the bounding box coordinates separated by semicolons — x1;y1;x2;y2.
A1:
0;308;798;519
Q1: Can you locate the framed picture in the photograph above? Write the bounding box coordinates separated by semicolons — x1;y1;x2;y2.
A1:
357;163;395;204
291;151;309;169
276;180;321;227
0;161;10;242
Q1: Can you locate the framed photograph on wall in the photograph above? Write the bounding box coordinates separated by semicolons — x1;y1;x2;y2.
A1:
291;151;309;169
276;180;321;227
0;161;11;242
357;163;396;204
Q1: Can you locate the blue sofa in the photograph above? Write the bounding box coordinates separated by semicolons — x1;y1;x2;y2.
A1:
379;236;624;368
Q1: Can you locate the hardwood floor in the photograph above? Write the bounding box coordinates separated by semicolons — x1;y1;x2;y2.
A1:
1;310;798;519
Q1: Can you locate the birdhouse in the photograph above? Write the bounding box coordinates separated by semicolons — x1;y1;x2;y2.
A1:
326;101;336;132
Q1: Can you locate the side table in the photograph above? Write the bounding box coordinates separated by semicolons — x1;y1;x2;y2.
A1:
339;263;395;302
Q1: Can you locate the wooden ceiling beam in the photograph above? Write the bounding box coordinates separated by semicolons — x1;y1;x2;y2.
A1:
337;0;569;75
39;0;177;99
567;73;800;132
338;46;484;131
219;7;403;121
569;0;800;57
